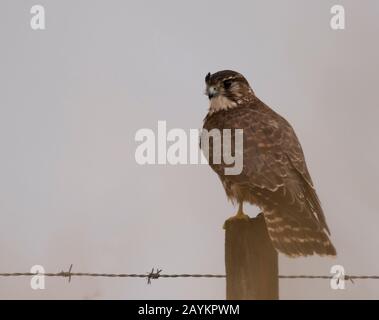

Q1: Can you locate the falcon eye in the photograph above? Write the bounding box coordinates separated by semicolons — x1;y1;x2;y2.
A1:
223;79;233;89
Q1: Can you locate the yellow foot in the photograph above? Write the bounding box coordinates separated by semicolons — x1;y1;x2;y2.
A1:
223;213;250;229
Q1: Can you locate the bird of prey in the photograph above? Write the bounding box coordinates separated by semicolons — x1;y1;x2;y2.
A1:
201;70;336;257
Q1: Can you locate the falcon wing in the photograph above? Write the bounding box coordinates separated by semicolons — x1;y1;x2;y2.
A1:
208;104;330;234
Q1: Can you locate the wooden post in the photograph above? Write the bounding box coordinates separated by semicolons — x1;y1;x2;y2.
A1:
225;213;279;300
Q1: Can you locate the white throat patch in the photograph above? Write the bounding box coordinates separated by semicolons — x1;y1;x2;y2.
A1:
209;95;238;114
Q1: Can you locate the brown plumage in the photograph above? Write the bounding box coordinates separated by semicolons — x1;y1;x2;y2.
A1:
201;70;336;257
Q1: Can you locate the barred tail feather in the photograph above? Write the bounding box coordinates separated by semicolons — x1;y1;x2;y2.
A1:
264;209;336;257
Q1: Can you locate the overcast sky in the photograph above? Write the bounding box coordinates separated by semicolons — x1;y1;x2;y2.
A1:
1;0;379;299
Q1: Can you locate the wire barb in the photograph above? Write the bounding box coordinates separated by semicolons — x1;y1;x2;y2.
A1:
58;264;73;283
147;268;162;284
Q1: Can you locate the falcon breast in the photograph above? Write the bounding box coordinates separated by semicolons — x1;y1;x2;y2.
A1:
201;70;336;257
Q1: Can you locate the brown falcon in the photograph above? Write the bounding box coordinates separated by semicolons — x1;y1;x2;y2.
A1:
201;70;336;257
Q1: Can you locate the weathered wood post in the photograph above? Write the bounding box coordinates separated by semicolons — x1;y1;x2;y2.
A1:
225;213;279;300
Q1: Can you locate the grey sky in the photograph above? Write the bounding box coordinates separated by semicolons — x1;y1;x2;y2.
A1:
1;0;379;299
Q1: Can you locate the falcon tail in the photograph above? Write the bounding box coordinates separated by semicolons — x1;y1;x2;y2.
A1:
264;208;337;257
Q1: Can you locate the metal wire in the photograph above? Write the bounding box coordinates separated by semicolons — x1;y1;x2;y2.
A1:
1;265;378;284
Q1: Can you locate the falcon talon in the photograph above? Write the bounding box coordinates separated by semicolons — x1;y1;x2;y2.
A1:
223;213;250;229
225;214;250;222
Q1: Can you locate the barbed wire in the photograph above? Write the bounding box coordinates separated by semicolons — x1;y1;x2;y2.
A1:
1;265;379;284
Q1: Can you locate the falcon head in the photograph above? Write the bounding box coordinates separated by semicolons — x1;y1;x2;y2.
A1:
205;70;254;113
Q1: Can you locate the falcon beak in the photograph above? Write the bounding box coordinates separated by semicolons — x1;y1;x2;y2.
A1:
207;86;218;99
